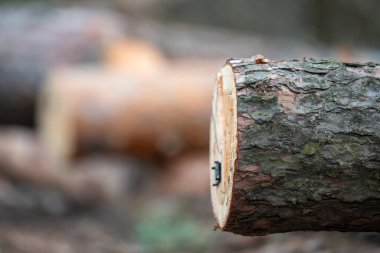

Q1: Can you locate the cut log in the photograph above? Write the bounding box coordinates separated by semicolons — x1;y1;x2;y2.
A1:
210;57;380;235
39;61;217;162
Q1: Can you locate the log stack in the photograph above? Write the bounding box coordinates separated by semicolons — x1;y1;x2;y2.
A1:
210;56;380;235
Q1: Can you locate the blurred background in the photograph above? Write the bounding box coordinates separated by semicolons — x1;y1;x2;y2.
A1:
0;0;379;252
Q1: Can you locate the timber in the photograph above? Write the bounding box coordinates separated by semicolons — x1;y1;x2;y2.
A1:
210;56;380;236
39;61;215;163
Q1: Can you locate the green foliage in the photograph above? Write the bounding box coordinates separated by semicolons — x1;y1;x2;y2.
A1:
136;209;214;253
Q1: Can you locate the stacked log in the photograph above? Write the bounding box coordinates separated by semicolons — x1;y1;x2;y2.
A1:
38;57;219;162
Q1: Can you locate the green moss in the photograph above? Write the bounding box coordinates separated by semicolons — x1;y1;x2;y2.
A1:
284;178;345;202
249;124;261;133
346;143;361;159
302;142;320;155
251;109;278;121
261;158;289;177
320;142;361;166
259;182;272;188
338;156;357;167
284;179;308;190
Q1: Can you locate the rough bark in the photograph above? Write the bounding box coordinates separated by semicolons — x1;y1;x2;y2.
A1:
210;57;380;235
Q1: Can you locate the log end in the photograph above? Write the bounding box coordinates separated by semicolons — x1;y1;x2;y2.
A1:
210;63;237;229
38;68;76;166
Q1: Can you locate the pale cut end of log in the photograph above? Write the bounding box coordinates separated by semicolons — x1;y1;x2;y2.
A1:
210;57;380;236
210;64;237;228
38;69;75;166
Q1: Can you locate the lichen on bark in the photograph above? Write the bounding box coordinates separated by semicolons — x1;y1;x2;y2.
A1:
223;58;380;236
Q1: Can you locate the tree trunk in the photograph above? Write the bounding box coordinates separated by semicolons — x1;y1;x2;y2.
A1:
210;56;380;236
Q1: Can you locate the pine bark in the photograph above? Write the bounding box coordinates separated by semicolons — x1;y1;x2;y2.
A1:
212;58;380;235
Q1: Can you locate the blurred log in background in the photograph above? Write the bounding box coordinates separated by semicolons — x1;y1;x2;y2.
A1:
38;46;217;162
